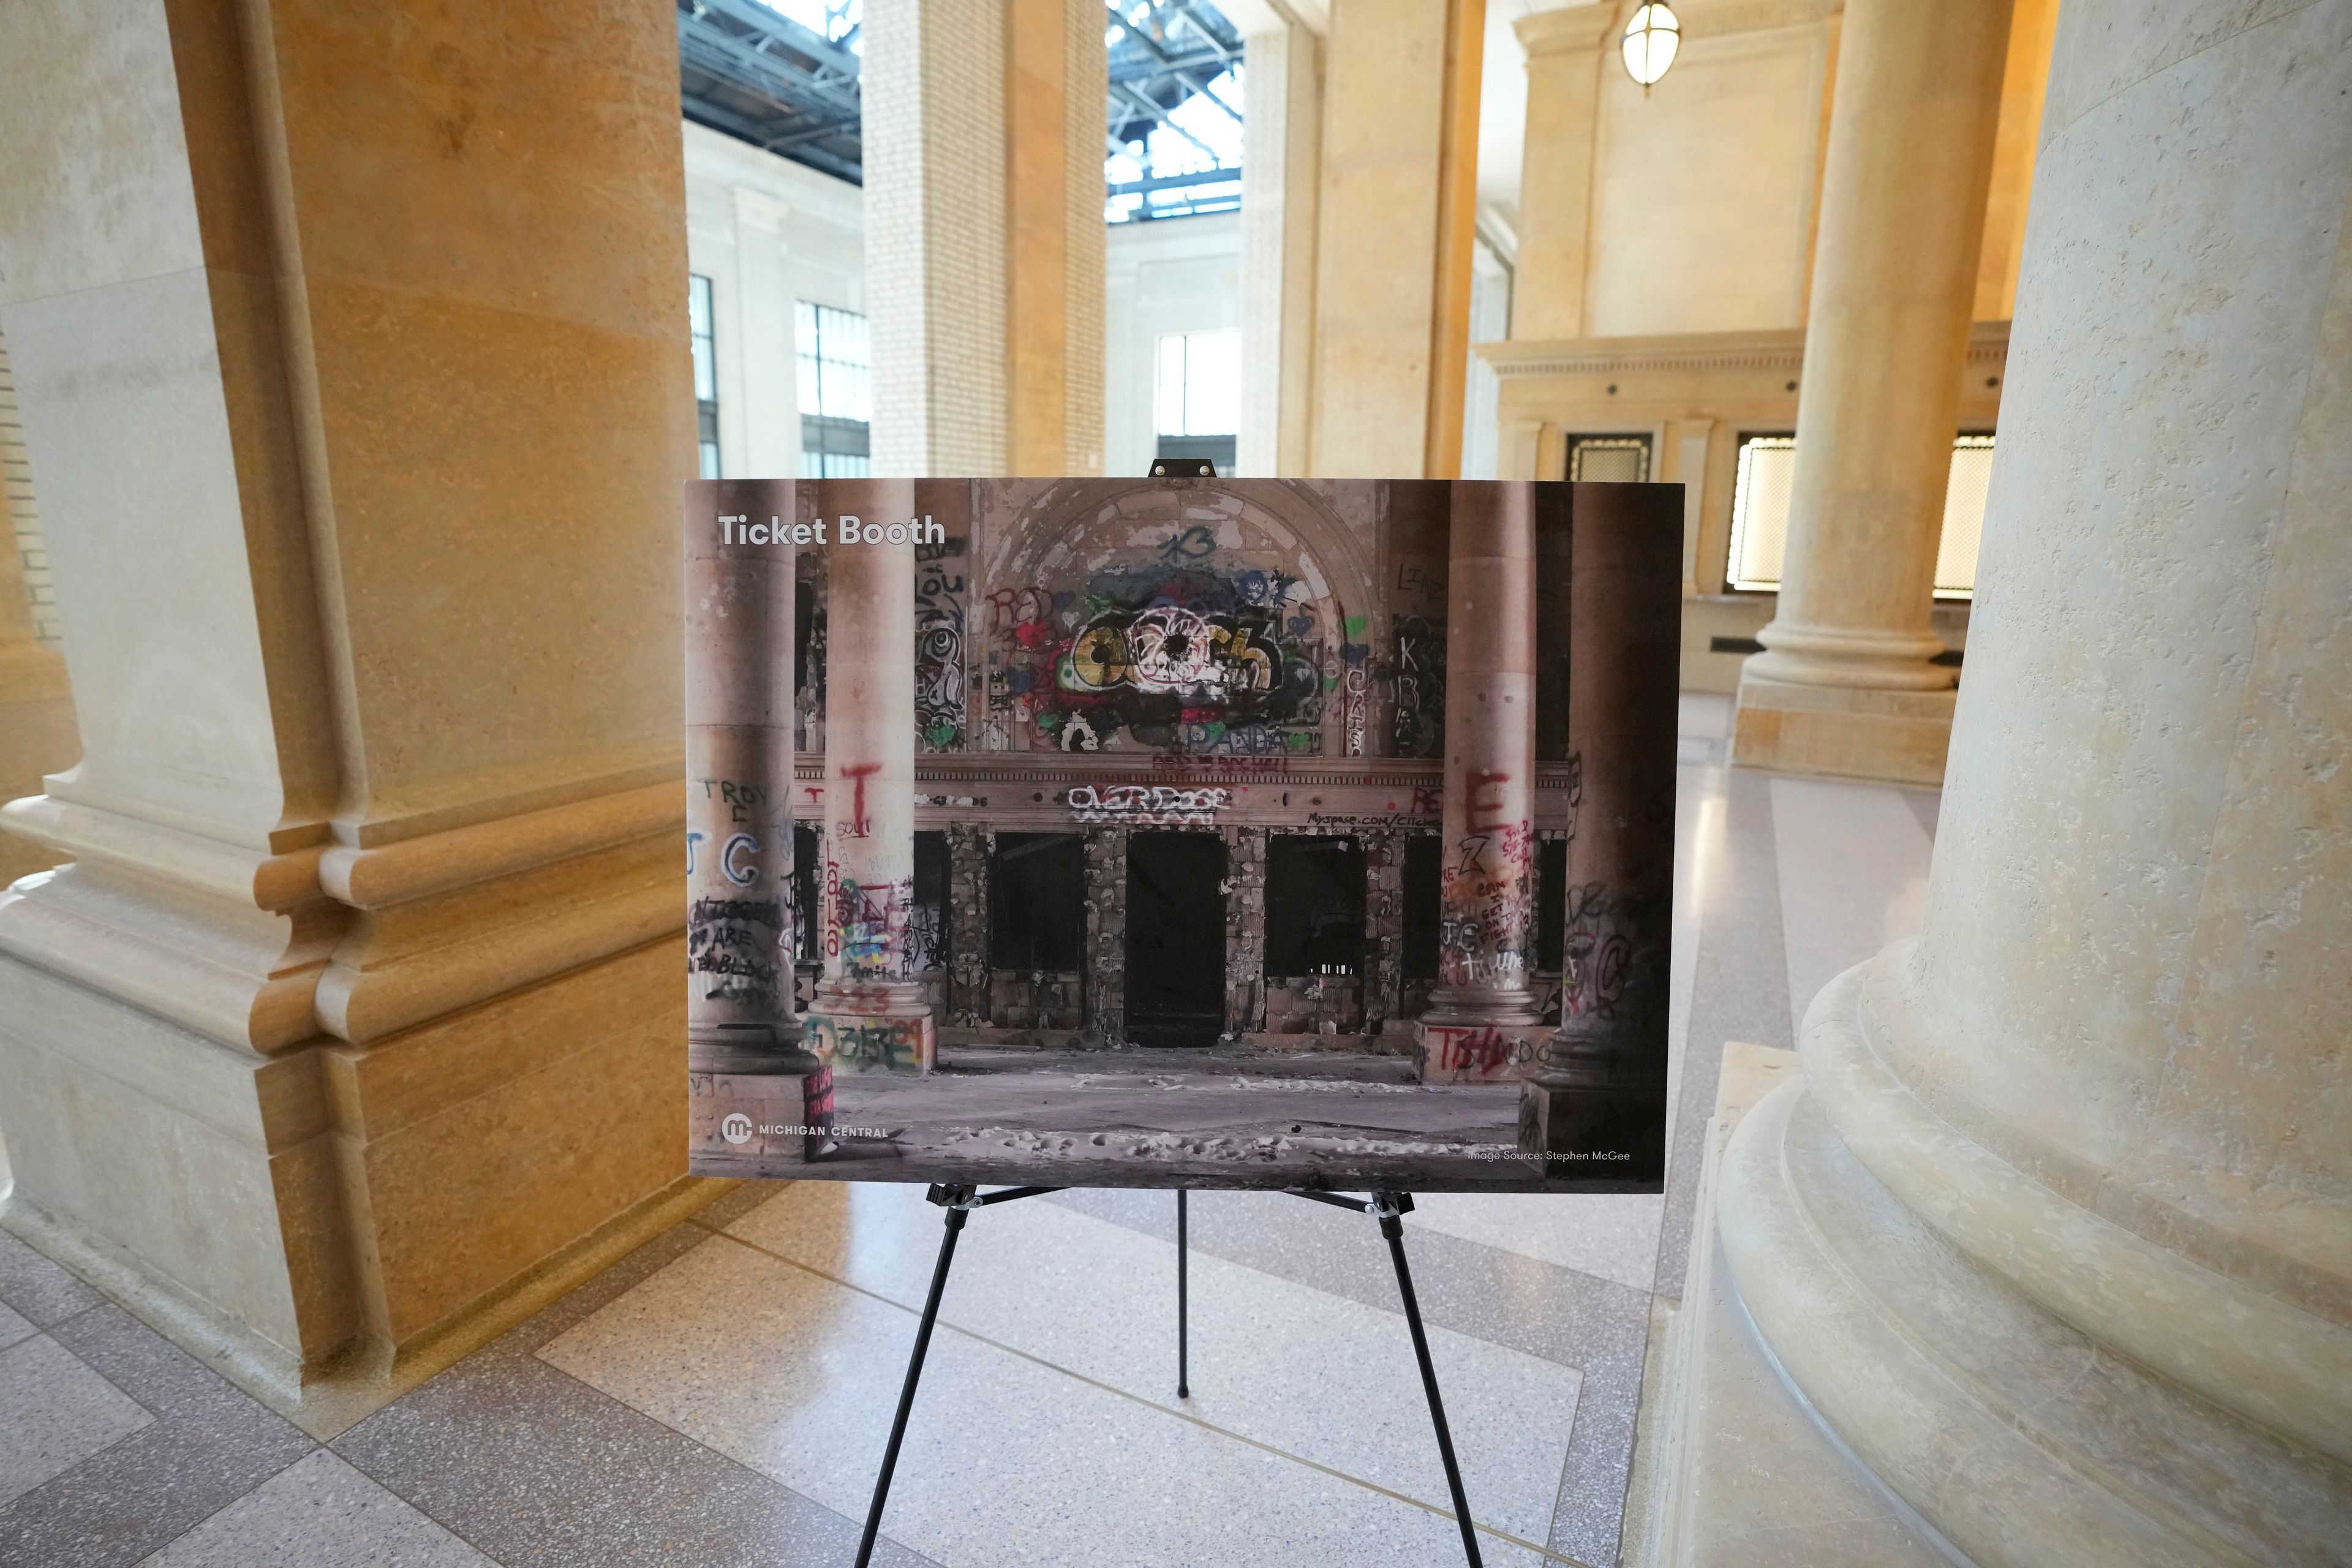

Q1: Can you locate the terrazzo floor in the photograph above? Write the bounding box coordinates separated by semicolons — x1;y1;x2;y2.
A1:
0;694;1943;1567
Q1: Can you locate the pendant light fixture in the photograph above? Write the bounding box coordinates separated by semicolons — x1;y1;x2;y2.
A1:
1622;2;1682;91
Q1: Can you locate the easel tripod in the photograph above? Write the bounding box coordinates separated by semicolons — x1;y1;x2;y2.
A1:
853;1183;1486;1567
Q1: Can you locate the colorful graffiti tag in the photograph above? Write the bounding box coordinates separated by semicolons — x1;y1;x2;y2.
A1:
914;536;966;750
1392;614;1446;758
995;529;1333;753
828;864;916;979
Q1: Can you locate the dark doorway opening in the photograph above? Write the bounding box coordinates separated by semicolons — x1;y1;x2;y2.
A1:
1401;835;1442;982
1265;835;1367;978
989;834;1085;971
1125;831;1229;1046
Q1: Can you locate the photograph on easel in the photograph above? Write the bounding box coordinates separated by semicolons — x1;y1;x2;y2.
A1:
684;475;1679;1193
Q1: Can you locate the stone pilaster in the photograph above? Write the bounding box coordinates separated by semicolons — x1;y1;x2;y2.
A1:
1223;824;1268;1036
1733;0;2014;783
684;480;823;1167
807;478;933;1074
1308;0;1485;478
866;0;1104;480
1080;825;1127;1042
1235;9;1321;478
1418;481;1542;1082
944;821;992;1027
1509;4;1616;341
1660;3;2352;1560
0;0;703;1398
1520;486;1677;1176
1363;823;1405;1039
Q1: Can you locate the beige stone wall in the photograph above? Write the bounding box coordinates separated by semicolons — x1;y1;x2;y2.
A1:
681;122;865;481
1584;4;1839;337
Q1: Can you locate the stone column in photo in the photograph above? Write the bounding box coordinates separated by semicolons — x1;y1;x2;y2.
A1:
1509;4;1618;342
1082;825;1128;1042
1662;4;2352;1561
0;326;77;888
0;0;697;1393
1732;0;2014;785
806;480;933;1074
684;480;823;1165
864;0;1104;479
1308;0;1486;478
1520;486;1678;1172
1232;1;1322;477
1418;480;1542;1082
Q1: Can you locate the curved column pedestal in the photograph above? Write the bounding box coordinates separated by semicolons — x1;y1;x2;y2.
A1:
1648;959;2350;1568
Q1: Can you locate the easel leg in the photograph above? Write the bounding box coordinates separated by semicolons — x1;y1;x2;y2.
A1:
1374;1193;1483;1568
855;1183;973;1568
1176;1188;1191;1399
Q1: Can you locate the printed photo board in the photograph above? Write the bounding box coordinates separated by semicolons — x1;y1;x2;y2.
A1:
685;477;1680;1193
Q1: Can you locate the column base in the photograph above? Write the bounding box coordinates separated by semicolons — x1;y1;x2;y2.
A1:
805;984;936;1074
687;1068;834;1169
1731;673;1955;786
1414;1017;1543;1084
1643;970;2351;1568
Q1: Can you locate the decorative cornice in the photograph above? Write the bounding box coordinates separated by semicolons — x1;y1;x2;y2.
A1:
1477;321;2010;380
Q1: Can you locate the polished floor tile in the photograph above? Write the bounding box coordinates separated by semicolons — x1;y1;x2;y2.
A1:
0;1333;153;1506
336;1222;929;1568
138;1449;492;1567
1403;1193;1662;1295
730;1180;1583;1544
540;1230;1549;1566
0;1298;36;1351
0;1305;315;1568
0;1229;105;1329
1768;776;1934;1039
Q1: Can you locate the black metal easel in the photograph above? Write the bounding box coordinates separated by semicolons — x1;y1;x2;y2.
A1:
851;1183;1485;1568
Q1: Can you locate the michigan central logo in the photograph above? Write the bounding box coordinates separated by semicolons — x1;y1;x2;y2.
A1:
720;1112;753;1145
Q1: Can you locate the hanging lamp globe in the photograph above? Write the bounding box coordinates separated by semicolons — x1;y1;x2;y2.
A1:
1622;2;1681;89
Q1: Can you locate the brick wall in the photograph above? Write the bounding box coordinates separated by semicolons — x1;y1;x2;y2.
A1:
0;326;61;649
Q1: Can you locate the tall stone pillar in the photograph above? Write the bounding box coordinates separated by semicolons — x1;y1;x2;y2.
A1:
1308;0;1485;479
1732;0;2013;785
1665;4;2352;1562
865;0;1104;478
1509;4;1616;341
0;0;696;1397
1417;481;1540;1082
0;327;76;888
1234;6;1322;478
1006;0;1107;476
807;480;933;1073
1521;487;1676;1172
684;480;821;1165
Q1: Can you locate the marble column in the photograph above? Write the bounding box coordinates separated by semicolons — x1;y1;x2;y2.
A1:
1520;485;1677;1174
684;480;823;1165
807;480;933;1073
1234;4;1321;478
1418;480;1541;1082
1732;0;2013;785
0;326;76;889
1509;4;1616;341
0;0;697;1398
1308;0;1485;478
1665;4;2352;1562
